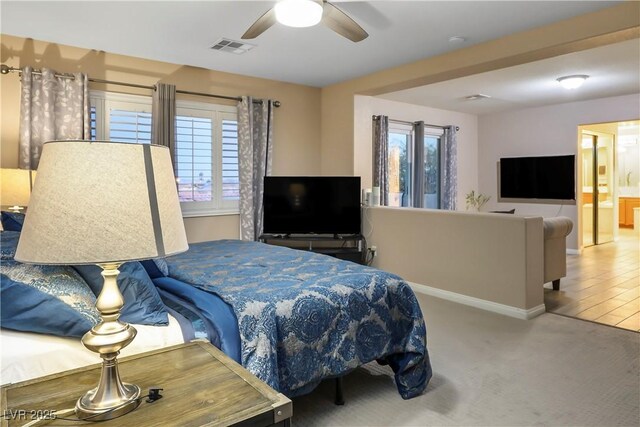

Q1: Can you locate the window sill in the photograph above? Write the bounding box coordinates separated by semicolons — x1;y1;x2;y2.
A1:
182;209;239;218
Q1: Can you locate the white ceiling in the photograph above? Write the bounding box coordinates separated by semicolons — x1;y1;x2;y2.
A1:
380;39;640;115
0;1;623;87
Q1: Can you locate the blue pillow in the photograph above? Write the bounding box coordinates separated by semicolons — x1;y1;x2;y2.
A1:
1;211;25;231
1;260;100;337
140;258;169;279
0;230;21;260
73;262;168;326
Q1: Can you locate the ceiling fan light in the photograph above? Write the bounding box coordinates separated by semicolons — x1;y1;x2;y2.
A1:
557;75;589;90
274;0;323;28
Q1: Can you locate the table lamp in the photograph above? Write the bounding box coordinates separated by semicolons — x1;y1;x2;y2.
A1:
15;140;188;421
0;168;35;212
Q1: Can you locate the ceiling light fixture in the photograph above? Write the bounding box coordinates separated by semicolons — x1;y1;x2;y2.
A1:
274;0;323;28
448;36;467;43
557;75;589;90
465;94;491;101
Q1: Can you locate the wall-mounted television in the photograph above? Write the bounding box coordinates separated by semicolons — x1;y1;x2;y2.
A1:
263;176;361;235
499;155;576;202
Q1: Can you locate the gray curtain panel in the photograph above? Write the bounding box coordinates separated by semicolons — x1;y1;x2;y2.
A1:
152;83;176;161
19;67;90;169
238;96;274;241
372;115;389;206
440;126;458;210
412;121;425;208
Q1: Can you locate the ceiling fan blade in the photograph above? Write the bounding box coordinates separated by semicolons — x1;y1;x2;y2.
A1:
322;1;368;42
242;7;277;39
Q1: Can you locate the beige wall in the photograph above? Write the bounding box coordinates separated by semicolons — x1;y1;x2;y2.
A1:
2;3;638;247
0;34;322;242
318;1;638;260
364;206;544;312
478;93;640;250
182;214;240;244
322;3;638;309
320;2;640;177
354;96;478;207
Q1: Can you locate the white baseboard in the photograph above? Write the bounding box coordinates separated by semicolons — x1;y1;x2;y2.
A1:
408;282;546;320
567;248;582;255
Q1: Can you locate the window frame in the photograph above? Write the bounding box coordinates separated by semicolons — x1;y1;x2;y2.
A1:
89;91;239;217
386;122;445;210
422;128;444;209
388;122;414;207
175;100;239;217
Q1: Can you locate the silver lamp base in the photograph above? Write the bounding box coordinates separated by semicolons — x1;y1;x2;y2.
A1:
76;263;141;421
76;385;140;421
75;352;141;421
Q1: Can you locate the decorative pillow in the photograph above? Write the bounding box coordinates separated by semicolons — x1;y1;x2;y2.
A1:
0;230;21;260
0;260;100;337
73;262;168;326
1;211;25;232
140;258;169;279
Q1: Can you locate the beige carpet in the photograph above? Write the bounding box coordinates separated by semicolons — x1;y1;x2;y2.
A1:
292;294;640;426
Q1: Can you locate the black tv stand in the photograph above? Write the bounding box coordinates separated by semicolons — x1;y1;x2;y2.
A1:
259;234;366;265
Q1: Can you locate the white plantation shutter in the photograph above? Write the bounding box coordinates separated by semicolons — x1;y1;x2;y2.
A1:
222;119;239;201
175;115;214;203
90;92;238;216
176;104;239;215
108;109;152;143
90;106;97;140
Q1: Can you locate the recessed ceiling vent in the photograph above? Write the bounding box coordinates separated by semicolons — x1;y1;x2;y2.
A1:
465;94;491;101
210;38;255;54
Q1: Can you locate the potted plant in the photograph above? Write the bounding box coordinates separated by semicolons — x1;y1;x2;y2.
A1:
465;190;490;211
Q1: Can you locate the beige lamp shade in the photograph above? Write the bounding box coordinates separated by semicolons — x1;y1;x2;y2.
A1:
1;168;35;207
15;140;188;264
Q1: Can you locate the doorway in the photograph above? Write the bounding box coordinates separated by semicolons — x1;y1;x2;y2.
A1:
580;130;615;246
580;120;640;247
547;120;640;332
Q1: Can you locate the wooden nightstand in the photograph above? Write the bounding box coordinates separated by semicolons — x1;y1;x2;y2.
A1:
1;341;292;426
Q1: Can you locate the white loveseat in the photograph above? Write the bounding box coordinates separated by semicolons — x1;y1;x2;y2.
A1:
364;207;573;319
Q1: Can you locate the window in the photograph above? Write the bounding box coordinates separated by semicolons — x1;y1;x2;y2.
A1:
387;122;443;209
174;102;238;215
109;109;152;143
221;119;240;201
175;114;213;203
423;130;443;209
90;92;239;216
388;123;412;207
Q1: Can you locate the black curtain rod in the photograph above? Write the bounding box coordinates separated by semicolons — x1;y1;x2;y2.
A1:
373;115;459;132
1;64;281;107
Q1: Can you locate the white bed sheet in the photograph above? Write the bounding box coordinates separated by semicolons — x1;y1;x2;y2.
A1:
0;314;185;385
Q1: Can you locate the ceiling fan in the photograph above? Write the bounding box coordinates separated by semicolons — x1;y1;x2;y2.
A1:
242;0;369;43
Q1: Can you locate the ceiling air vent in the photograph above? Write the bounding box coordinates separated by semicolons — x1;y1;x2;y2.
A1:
210;38;255;55
465;94;491;101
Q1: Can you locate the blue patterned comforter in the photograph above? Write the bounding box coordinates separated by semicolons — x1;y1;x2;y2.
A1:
165;240;431;398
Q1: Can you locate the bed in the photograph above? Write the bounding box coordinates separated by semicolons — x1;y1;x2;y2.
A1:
1;314;186;384
1;226;432;400
152;239;431;399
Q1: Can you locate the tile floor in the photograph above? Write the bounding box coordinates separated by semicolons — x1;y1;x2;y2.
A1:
545;228;640;332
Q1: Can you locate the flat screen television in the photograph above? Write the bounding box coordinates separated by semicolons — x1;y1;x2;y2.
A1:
263;176;361;235
499;155;576;201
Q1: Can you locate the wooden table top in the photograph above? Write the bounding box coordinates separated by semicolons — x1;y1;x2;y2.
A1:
1;341;292;427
